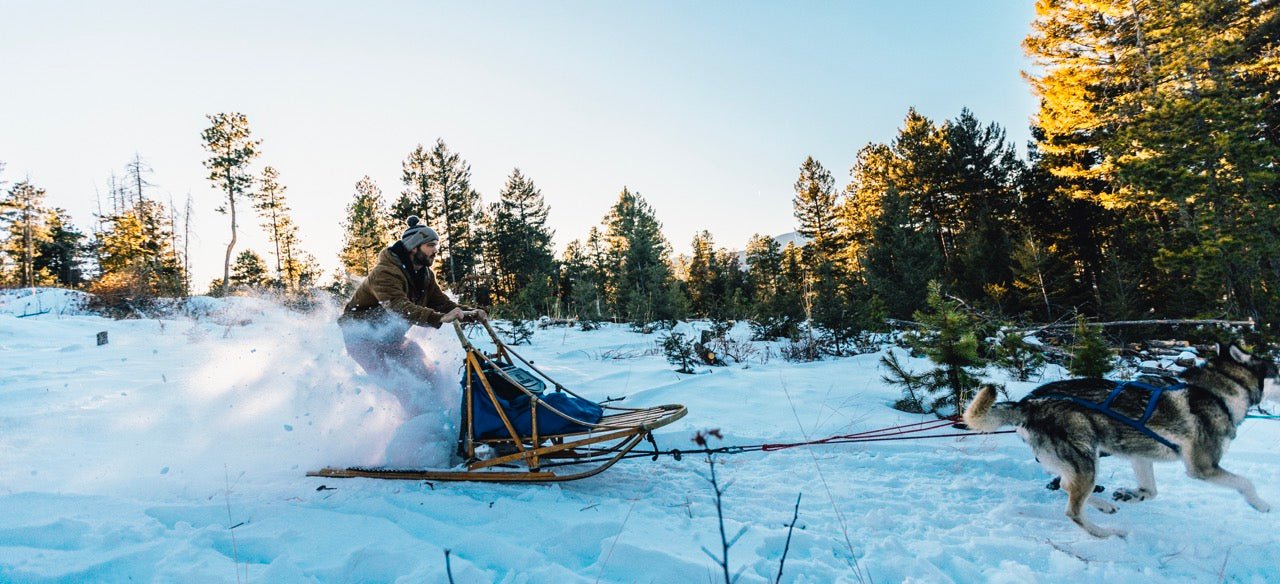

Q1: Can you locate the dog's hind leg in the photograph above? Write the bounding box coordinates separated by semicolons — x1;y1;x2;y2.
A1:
1113;458;1158;503
1185;458;1271;512
1060;461;1126;538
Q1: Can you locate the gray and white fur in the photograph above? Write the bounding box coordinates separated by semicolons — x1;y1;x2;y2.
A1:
965;344;1280;538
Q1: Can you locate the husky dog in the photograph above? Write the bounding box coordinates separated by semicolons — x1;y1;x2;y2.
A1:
964;344;1279;538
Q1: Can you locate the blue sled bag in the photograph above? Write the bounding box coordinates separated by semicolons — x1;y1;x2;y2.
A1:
466;362;603;439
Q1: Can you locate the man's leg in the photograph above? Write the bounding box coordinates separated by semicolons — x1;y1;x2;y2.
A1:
340;324;393;377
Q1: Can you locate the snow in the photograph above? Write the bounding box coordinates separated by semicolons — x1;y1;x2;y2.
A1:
2;290;1279;582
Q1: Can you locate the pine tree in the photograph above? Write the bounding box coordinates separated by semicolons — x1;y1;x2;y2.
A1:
743;234;783;330
1009;229;1071;321
92;162;186;302
201;113;260;298
1018;138;1110;315
251;166;308;289
748;241;807;340
685;230;722;318
943;109;1022;303
96;212;147;278
893;109;955;275
133;198;184;296
559;227;613;326
391;144;434;226
35;208;86;287
792;156;843;259
713;247;746;320
230;249;269;290
838;143;895;266
1069;316;1114;379
602;188;679;326
484;169;556;315
339;176;389;278
660;331;699;374
860;185;941;318
423;139;482;302
893;281;986;413
0;180;53;287
93;200;183;301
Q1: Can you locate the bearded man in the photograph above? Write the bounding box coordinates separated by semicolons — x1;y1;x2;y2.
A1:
338;215;487;414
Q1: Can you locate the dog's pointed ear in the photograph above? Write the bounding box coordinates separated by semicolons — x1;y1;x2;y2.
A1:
1229;343;1252;364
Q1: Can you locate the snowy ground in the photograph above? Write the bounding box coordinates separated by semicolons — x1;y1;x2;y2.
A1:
1;288;1278;583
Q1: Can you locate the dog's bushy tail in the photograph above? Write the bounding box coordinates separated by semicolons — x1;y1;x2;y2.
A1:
963;384;1022;432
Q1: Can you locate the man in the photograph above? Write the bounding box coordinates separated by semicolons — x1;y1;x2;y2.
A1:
338;215;487;414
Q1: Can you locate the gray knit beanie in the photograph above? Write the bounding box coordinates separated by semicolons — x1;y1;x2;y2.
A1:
400;216;439;249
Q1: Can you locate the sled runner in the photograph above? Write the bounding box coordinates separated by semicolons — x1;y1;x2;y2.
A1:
309;321;687;482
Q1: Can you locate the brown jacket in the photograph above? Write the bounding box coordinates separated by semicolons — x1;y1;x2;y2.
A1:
339;242;463;330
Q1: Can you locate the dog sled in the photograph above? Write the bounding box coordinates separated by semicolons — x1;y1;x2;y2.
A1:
310;321;687;482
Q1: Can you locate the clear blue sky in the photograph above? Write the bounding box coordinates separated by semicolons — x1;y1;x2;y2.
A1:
0;1;1037;288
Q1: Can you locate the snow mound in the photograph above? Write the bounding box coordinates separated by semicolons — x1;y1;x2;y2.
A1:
0;287;93;317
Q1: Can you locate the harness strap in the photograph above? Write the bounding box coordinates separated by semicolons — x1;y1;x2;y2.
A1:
1040;380;1188;454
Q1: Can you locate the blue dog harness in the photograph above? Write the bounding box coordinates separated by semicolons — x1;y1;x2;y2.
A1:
1040;380;1188;453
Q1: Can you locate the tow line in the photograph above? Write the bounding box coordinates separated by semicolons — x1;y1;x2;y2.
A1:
535;417;1015;468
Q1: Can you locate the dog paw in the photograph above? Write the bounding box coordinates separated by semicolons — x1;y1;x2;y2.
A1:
1113;488;1149;502
1250;499;1271;513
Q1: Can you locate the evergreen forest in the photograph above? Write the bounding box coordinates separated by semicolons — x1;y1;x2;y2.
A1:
3;1;1277;345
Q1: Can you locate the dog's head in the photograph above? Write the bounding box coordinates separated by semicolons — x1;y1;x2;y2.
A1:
1220;343;1280;405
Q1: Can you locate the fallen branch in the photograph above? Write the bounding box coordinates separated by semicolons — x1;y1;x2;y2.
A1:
1010;318;1254;334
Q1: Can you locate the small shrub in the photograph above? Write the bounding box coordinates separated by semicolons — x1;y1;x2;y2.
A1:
749;315;800;341
881;351;927;413
994;332;1046;381
1069;316;1115;378
780;335;821;363
901;282;986;413
661;331;699;373
499;318;535;345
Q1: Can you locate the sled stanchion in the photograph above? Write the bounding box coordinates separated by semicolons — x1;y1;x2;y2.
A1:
467;351;528;458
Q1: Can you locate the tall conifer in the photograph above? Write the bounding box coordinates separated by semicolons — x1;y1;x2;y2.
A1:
339;176;389;278
201;113;260;297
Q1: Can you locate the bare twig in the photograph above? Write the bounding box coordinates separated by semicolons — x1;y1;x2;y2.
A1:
1039;537;1092;564
691;430;746;584
445;549;456;584
699;454;747;584
775;492;802;584
223;464;245;584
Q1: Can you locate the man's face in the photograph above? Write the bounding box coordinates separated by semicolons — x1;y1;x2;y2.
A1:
412;241;438;266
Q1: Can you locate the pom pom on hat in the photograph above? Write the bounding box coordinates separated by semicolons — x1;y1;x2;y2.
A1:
400;216;439;249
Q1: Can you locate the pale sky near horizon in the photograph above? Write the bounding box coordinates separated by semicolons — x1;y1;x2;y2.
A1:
1;1;1037;289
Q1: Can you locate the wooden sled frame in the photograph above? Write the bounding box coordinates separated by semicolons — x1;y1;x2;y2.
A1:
310;320;687;482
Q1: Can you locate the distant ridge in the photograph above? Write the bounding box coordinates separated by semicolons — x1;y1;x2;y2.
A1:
674;232;810;269
732;231;809;268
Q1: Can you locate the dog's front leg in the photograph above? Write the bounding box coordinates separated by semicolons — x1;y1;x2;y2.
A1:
1114;458;1158;503
1186;459;1271;512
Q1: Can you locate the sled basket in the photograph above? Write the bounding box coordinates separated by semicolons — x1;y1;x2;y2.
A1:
310;320;687;482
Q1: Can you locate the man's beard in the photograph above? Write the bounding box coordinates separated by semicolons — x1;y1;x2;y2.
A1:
411;248;435;267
